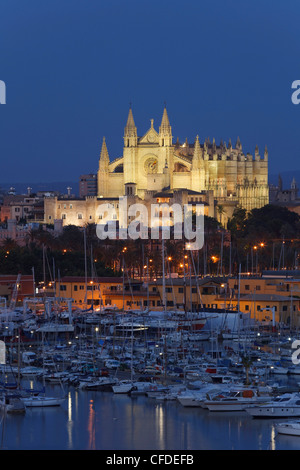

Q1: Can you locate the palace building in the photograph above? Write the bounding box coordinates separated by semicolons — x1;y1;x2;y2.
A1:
44;106;269;228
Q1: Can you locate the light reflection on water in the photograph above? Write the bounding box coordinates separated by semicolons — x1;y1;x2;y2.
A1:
0;385;300;450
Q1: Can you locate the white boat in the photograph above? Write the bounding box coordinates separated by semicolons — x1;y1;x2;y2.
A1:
129;381;157;396
77;377;118;391
177;385;229;407
44;372;70;384
276;420;300;436
204;389;271;412
112;380;135;394
22;395;66;407
20;366;44;378
245;393;300;418
36;323;74;333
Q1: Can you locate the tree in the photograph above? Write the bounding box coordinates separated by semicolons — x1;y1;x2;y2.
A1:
241;355;253;385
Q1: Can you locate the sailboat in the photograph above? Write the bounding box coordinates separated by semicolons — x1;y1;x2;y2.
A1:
20;333;67;408
21;393;66;407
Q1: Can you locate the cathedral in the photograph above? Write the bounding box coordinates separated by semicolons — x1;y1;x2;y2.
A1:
98;106;268;210
44;106;269;228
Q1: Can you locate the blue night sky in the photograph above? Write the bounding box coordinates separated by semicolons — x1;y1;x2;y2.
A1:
0;0;300;184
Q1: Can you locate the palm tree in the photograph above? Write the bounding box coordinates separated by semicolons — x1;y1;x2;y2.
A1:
241;355;253;385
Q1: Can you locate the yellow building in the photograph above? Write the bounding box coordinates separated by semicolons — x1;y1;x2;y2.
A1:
56;276;160;311
151;275;300;327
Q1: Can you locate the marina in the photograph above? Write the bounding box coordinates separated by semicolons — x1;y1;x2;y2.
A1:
0;300;300;450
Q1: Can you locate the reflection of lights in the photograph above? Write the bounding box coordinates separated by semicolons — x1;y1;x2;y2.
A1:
270;426;276;450
155;404;165;447
88;399;96;450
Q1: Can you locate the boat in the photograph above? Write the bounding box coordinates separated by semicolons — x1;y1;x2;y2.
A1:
204;389;271;412
19;366;44;378
245;393;300;418
0;391;26;414
112;380;136;394
276;420;300;436
22;395;66;408
36;323;74;333
76;376;118;391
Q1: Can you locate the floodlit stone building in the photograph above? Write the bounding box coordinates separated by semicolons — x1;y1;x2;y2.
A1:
44;106;269;228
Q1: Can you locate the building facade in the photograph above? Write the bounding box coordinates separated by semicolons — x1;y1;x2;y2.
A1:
44;106;269;228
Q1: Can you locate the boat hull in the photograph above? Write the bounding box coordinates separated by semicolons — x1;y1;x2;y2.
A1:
246;406;300;418
23;396;65;407
276;422;300;436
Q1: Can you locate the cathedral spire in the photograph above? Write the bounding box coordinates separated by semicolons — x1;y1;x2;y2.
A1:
99;136;110;164
124;105;137;147
235;136;242;150
98;137;109;197
125;106;136;131
160;105;171;129
159;105;172;146
192;135;202;170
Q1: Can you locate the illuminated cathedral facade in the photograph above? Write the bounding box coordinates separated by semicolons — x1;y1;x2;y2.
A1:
44;106;269;228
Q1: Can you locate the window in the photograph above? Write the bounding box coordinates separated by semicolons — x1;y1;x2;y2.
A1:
48;216;52;220
192;288;197;294
62;214;66;220
245;285;250;290
74;285;78;291
165;287;172;293
257;305;261;311
283;305;288;311
78;214;82;219
245;305;249;311
178;287;184;293
60;285;66;291
256;285;261;291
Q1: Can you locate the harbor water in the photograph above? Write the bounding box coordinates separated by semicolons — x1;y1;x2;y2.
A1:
1;382;300;450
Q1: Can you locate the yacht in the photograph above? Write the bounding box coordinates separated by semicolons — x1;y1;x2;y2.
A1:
204;389;271;412
276;420;300;436
245;393;300;418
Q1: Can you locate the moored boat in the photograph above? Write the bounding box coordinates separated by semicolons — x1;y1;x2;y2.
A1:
245;393;300;418
22;395;66;407
276;420;300;436
0;392;26;414
204;389;271;412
